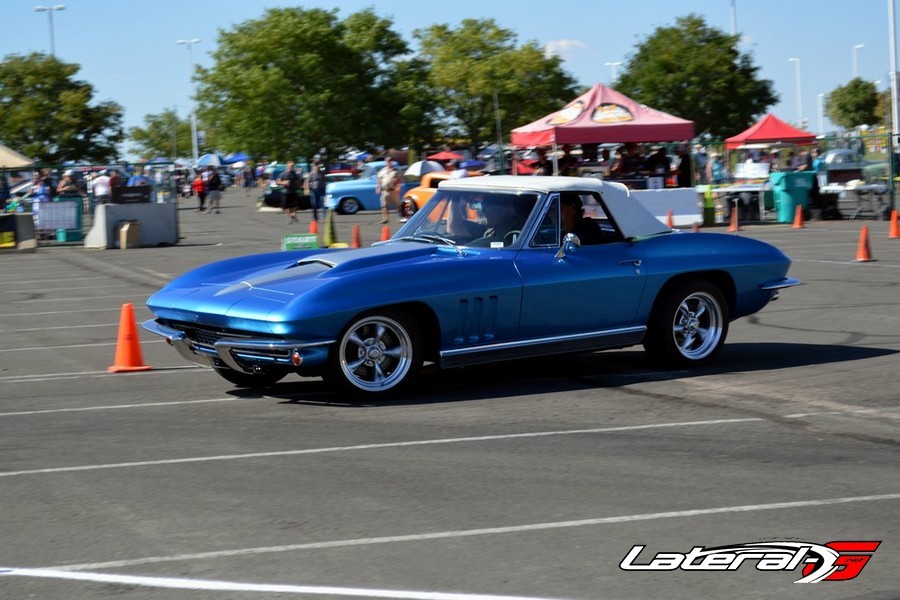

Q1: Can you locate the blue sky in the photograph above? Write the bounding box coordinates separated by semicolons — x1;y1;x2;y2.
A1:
2;0;897;156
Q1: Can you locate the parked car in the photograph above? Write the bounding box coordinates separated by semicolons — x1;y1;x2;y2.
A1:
324;161;414;214
143;176;799;398
260;171;351;208
819;148;885;184
399;170;483;220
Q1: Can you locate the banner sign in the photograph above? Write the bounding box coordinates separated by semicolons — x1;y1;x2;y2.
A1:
117;185;152;203
281;233;319;250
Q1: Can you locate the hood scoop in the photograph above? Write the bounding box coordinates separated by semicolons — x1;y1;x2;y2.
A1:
214;261;331;296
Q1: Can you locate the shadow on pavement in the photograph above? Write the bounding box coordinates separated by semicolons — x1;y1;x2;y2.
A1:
236;342;896;408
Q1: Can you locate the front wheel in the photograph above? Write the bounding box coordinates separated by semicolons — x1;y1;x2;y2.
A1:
338;197;360;215
399;199;418;220
213;366;286;389
644;281;729;368
327;309;422;398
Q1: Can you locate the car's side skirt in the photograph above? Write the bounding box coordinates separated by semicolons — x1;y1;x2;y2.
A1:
439;326;646;369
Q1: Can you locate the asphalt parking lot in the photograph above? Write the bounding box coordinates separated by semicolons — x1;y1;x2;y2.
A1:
2;188;899;599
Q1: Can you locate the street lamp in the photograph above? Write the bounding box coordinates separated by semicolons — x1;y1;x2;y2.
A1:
604;61;622;82
852;44;865;78
788;57;803;129
817;93;825;135
176;38;201;164
34;5;65;57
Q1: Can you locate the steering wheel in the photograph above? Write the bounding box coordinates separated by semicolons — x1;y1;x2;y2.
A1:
503;230;522;246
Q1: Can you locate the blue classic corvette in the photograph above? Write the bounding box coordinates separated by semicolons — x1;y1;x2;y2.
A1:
323;160;416;214
143;176;799;397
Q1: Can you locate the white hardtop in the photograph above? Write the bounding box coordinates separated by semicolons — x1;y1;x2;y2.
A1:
439;175;671;239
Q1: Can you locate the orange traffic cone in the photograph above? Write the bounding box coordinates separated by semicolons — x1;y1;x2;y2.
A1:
309;219;319;234
792;205;805;229
108;303;152;372
351;224;362;248
380;225;391;241
728;208;741;232
855;225;875;262
666;209;675;228
889;209;899;239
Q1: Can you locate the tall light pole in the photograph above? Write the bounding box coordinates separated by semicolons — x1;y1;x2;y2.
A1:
817;93;825;135
730;0;738;36
788;57;803;128
604;61;622;82
34;5;65;57
176;38;201;164
889;0;899;151
852;44;865;78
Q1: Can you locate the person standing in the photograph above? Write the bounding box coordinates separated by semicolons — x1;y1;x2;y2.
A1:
278;160;300;224
192;171;207;212
108;169;123;203
241;164;255;197
206;167;222;214
91;170;112;205
675;145;693;188
531;148;553;175
304;162;326;221
375;157;401;223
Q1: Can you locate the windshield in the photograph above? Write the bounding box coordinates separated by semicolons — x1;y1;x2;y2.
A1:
395;189;540;248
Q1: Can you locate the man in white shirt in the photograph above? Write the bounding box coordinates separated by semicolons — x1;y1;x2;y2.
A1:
91;170;112;204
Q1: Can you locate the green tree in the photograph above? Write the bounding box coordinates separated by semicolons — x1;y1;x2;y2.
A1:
826;78;879;130
0;53;123;164
414;19;578;151
195;7;417;162
128;108;193;159
614;14;777;139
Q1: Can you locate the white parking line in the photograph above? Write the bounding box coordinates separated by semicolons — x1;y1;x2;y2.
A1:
32;492;900;572
0;365;200;384
0;418;772;478
0;397;241;417
2;323;117;333
2;307;133;317
2;568;569;600
8;294;148;303
0;340;163;352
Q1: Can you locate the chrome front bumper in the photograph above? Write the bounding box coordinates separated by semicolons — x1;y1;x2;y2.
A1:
141;319;333;373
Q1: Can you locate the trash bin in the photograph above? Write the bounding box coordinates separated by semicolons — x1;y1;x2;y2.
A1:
117;220;141;249
770;171;815;223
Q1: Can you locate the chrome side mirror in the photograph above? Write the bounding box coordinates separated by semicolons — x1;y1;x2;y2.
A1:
555;232;581;259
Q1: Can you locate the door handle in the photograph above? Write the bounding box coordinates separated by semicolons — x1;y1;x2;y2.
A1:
618;259;642;267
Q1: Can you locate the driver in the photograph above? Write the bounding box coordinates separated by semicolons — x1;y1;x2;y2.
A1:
480;198;522;241
447;195;524;245
560;194;604;245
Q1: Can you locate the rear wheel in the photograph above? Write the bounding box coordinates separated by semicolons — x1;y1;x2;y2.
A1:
213;366;286;389
644;281;729;367
338;197;360;215
327;309;422;398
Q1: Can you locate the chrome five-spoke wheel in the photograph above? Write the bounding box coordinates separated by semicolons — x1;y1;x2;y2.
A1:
329;310;422;397
644;281;729;367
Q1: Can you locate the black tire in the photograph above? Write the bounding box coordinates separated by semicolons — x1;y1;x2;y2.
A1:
644;280;729;368
338;197;360;215
399;200;418;219
213;366;286;389
327;309;423;398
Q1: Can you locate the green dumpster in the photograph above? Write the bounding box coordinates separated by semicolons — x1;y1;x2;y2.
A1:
770;171;815;223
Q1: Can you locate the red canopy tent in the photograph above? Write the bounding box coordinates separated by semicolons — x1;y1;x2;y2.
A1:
510;83;694;146
724;114;816;149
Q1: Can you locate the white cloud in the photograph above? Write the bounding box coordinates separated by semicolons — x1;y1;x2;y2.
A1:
544;39;588;58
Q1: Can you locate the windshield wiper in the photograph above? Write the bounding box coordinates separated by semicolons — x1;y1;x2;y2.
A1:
414;233;458;246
